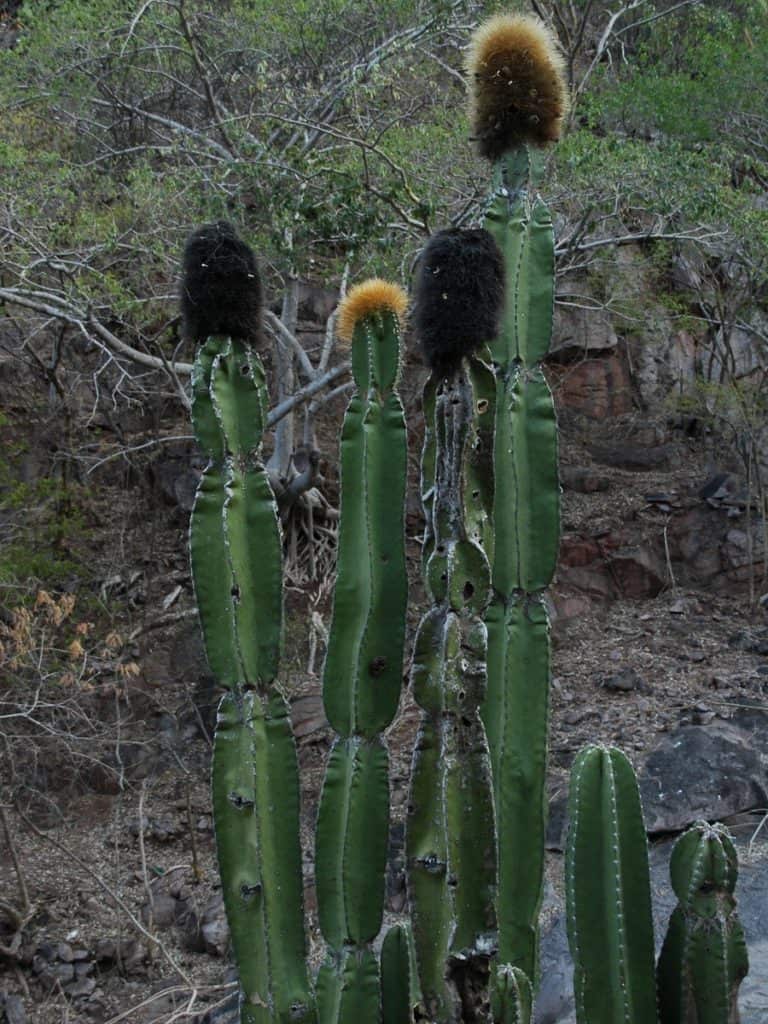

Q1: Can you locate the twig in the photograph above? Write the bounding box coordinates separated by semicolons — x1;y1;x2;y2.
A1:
0;805;30;916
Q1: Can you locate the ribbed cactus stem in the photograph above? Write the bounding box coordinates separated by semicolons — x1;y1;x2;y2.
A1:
657;821;749;1023
381;924;419;1024
315;283;408;1022
491;965;533;1024
479;147;559;982
565;745;657;1024
190;333;312;1024
408;363;497;1022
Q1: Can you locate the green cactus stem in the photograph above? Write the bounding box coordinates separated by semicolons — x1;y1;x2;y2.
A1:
657;821;749;1023
491;966;533;1024
381;924;419;1024
316;949;381;1024
479;154;559;983
407;365;497;1022
465;11;566;983
190;333;312;1024
565;745;657;1024
314;281;409;1019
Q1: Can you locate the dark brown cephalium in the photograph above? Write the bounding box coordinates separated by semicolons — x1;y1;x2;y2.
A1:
413;228;504;376
180;221;263;344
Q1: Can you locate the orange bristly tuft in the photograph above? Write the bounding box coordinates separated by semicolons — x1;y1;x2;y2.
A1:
466;13;569;160
336;279;408;344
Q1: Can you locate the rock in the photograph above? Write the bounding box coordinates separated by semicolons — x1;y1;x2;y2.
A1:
141;893;179;930
64;976;97;999
729;629;768;655
699;472;740;501
551;591;592;623
290;693;327;739
33;960;75;990
552;298;618;358
588;443;672;471
0;994;26;1024
118;938;148;974
639;723;767;834
550;354;632;420
601;668;646;693
200;895;229;958
94;938;117;963
34;942;57;962
609;546;666;598
148;451;205;513
560;467;610;493
559;537;601;568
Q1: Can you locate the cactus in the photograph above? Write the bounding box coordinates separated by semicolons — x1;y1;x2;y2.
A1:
657;821;749;1023
185;13;752;1024
491;966;533;1024
381;924;420;1024
314;280;409;1018
462;13;565;982
190;330;313;1024
408;227;506;1020
565;745;658;1024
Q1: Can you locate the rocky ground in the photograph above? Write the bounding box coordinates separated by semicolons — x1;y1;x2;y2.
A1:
1;320;767;1023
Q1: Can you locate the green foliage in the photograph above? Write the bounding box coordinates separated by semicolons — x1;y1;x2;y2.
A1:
0;435;91;592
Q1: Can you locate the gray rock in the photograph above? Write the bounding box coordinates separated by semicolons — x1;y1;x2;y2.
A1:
64;976;97;999
588;443;672;471
141;893;180;930
200;895;229;958
639;723;767;834
0;994;26;1024
560;467;610;494
601;667;646;693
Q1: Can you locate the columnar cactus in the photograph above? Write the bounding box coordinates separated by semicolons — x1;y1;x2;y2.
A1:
185;13;751;1024
657;821;749;1023
190;327;313;1020
565;745;658;1024
407;229;503;1021
467;13;566;981
314;280;409;1020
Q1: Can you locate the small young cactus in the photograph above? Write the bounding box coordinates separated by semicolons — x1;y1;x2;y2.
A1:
565;745;657;1024
657;821;749;1023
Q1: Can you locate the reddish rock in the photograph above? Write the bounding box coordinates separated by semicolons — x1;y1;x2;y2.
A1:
552;590;592;622
559;536;601;568
550;354;632;420
558;564;616;601
560;466;610;493
610;547;667;598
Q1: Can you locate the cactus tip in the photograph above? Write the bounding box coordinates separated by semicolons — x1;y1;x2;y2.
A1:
413;228;504;375
466;13;569;160
336;278;408;344
181;221;263;345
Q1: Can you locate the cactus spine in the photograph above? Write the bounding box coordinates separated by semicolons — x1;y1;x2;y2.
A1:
190;335;313;1024
565;744;659;1023
315;281;409;1020
657;821;749;1023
